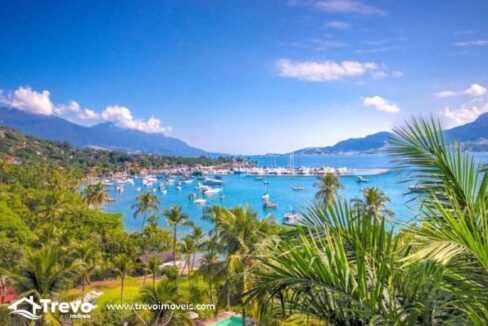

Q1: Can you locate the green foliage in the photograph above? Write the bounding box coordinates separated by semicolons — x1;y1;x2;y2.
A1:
0;126;231;175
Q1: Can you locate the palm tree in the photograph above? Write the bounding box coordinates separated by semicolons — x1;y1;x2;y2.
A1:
199;250;220;306
247;200;451;324
179;236;195;289
138;280;191;325
189;226;203;275
163;205;192;268
132;191;159;232
1;245;82;298
388;117;488;321
314;172;342;205
147;255;161;287
206;206;277;324
113;254;135;304
351;186;394;220
71;241;98;300
81;182;109;209
0;245;83;325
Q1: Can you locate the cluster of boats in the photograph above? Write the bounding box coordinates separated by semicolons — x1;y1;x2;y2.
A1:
100;175;226;206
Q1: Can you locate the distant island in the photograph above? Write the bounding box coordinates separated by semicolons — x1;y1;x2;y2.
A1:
292;112;488;155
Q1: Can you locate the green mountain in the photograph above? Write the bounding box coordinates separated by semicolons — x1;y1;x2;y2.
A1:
293;113;488;154
0;126;229;174
0;107;209;156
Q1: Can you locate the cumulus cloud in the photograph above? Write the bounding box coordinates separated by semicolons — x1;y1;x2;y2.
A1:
454;40;488;47
54;100;81;114
362;96;400;113
312;0;385;15
442;102;488;125
464;83;487;96
77;108;99;120
0;86;171;134
101;105;171;134
276;58;380;81
435;91;457;98
325;21;351;29
435;83;487;98
0;87;55;115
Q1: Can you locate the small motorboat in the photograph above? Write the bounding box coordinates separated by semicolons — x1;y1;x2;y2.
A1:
283;210;301;225
356;176;368;183
263;180;270;185
261;193;270;200
292;186;305;191
204;177;224;185
203;187;222;195
194;198;207;205
263;200;278;209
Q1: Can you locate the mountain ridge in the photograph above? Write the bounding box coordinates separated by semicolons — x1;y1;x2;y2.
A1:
293;112;488;154
0;107;209;157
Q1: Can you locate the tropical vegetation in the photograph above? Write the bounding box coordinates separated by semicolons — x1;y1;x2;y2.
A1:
1;118;487;325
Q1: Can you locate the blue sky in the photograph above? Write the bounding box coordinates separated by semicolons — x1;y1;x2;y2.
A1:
1;0;487;154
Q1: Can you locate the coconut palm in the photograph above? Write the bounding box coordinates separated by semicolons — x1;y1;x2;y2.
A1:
0;245;83;326
71;241;98;300
163;205;193;268
113;254;135;304
132;191;159;232
206;206;277;324
314;172;342;205
138;280;191;325
351;186;394;220
81;182;109;209
1;245;82;298
179;236;195;289
147;255;161;287
189;226;203;274
388;117;488;321
199;250;221;307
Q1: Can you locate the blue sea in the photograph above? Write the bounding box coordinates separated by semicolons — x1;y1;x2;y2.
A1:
103;153;488;233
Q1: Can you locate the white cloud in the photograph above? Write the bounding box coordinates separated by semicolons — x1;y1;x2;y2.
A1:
77;108;99;120
442;102;488;125
0;87;55;115
100;105;171;134
54;100;81;114
463;83;487;97
362;96;400;113
435;91;457;98
1;86;171;134
325;21;350;29
276;58;380;81
312;0;385;15
435;83;487;98
454;40;488;47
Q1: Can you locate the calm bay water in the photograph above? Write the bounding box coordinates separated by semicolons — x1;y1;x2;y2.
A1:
103;153;488;233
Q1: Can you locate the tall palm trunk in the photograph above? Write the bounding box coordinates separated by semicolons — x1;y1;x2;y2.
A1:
120;275;125;304
173;226;177;267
